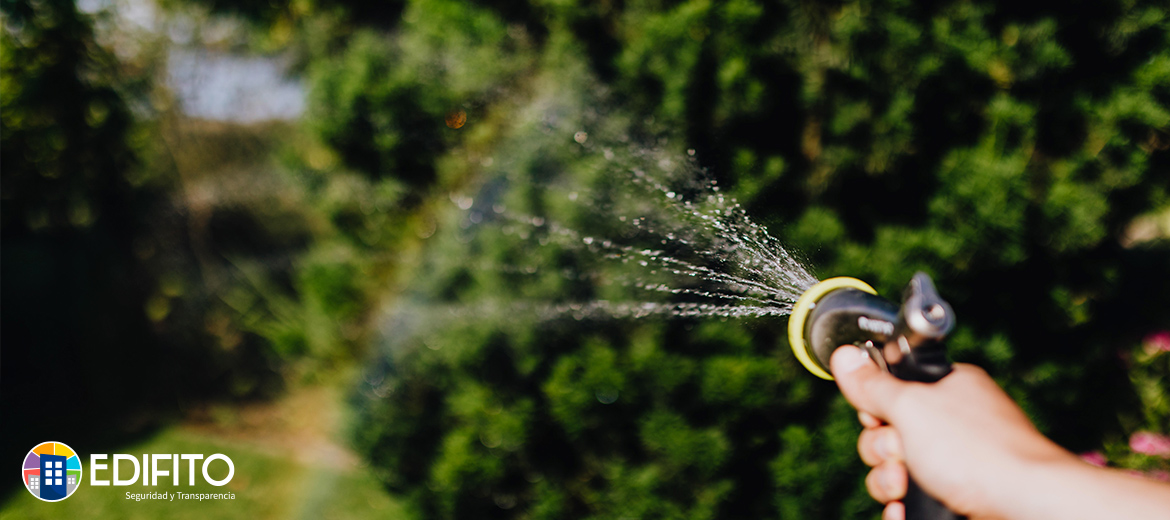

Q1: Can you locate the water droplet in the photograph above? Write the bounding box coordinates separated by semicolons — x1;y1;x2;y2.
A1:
462;142;817;324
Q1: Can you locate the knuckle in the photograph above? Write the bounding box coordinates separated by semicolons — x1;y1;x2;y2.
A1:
865;468;886;502
952;363;990;382
877;427;902;460
867;460;908;502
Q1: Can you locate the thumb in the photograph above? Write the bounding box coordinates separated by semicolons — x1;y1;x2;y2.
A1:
830;345;907;422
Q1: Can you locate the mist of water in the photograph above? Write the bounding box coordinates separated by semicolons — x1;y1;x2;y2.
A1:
464;136;818;321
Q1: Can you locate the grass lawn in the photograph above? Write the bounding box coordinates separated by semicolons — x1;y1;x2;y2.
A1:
2;386;406;519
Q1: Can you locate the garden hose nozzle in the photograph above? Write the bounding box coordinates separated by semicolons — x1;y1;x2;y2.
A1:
787;272;964;520
788;272;955;382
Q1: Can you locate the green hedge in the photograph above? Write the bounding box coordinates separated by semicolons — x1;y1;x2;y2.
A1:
63;0;1170;517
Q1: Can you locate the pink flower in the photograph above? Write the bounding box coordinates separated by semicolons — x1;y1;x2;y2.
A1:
1144;331;1170;354
1130;431;1170;457
1079;451;1107;467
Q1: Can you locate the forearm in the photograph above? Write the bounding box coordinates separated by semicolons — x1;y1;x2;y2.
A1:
994;454;1170;520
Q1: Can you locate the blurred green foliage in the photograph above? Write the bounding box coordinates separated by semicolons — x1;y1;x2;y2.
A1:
0;0;273;467
3;0;1170;518
0;0;393;488
303;0;1164;517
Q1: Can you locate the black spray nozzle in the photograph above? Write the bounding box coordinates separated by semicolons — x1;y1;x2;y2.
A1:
790;271;964;519
799;271;955;383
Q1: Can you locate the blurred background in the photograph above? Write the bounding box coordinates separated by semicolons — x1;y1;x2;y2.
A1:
2;0;1169;518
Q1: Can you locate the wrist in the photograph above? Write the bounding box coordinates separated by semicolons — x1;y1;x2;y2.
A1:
989;445;1170;520
983;442;1081;520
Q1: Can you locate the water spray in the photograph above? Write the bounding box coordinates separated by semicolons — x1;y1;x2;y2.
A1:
787;272;963;520
456;119;965;516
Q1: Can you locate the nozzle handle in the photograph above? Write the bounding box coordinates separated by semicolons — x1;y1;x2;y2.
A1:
894;360;963;520
888;355;964;520
904;478;963;520
888;273;964;520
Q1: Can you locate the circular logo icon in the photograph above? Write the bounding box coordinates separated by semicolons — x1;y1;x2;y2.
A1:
22;442;83;502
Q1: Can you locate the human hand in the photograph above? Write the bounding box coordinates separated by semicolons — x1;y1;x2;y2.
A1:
829;345;1073;520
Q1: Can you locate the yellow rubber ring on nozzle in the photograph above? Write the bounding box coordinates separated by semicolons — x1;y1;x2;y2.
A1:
788;277;878;380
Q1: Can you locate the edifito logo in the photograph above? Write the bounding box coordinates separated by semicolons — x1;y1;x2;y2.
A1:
22;442;83;502
23;442;234;502
89;453;235;487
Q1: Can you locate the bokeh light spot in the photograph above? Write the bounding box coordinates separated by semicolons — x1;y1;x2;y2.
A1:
446;110;467;129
